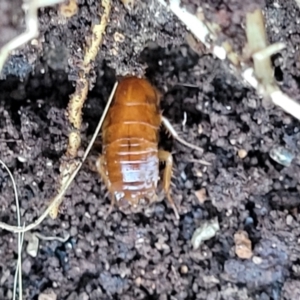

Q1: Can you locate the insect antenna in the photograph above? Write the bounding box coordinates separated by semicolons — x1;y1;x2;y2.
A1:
166;192;180;220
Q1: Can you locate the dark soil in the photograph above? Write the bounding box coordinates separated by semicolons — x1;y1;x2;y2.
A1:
1;0;300;299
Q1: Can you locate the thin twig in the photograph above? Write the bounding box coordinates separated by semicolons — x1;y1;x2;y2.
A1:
271;89;300;120
157;0;226;59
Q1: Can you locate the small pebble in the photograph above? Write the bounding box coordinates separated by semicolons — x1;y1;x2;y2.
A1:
269;146;294;167
194;188;207;204
234;230;253;259
252;256;263;264
135;277;142;286
22;258;32;275
180;265;188;274
198;124;203;134
26;234;39;258
38;290;57;300
286;215;293;226
180;171;187;181
238;149;247;159
195;170;203;177
17;156;27;163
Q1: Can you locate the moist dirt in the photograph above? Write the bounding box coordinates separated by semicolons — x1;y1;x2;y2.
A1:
1;0;300;299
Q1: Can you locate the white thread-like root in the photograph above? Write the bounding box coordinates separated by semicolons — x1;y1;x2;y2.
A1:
161;116;211;166
0;160;24;300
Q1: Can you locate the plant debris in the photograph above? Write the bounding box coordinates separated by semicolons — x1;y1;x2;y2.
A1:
234;230;253;259
191;218;220;250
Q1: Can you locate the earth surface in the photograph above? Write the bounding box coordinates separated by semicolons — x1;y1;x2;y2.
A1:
1;0;300;299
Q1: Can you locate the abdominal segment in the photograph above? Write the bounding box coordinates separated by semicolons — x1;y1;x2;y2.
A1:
103;138;159;201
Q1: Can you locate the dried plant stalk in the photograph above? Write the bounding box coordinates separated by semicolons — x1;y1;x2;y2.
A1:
245;9;273;87
50;0;112;218
158;0;300;122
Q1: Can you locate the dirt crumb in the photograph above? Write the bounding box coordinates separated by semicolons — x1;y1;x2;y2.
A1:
234;230;253;259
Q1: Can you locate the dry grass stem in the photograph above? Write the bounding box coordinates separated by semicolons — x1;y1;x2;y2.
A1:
33;231;70;242
245;9;273;87
252;43;286;62
245;10;300;119
26;231;70;257
156;0;212;47
50;0;112;218
156;0;227;60
270;90;300;120
0;160;24;300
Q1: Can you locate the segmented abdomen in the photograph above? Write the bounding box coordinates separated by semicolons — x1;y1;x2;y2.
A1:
101;77;161;201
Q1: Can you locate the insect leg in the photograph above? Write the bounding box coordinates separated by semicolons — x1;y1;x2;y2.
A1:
86;156;99;173
158;150;179;220
104;193;115;220
161;116;210;166
96;155;115;219
96;155;111;189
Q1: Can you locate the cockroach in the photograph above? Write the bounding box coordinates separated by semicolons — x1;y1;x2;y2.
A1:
97;76;207;219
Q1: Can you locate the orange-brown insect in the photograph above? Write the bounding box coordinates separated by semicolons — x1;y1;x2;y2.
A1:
97;76;206;219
